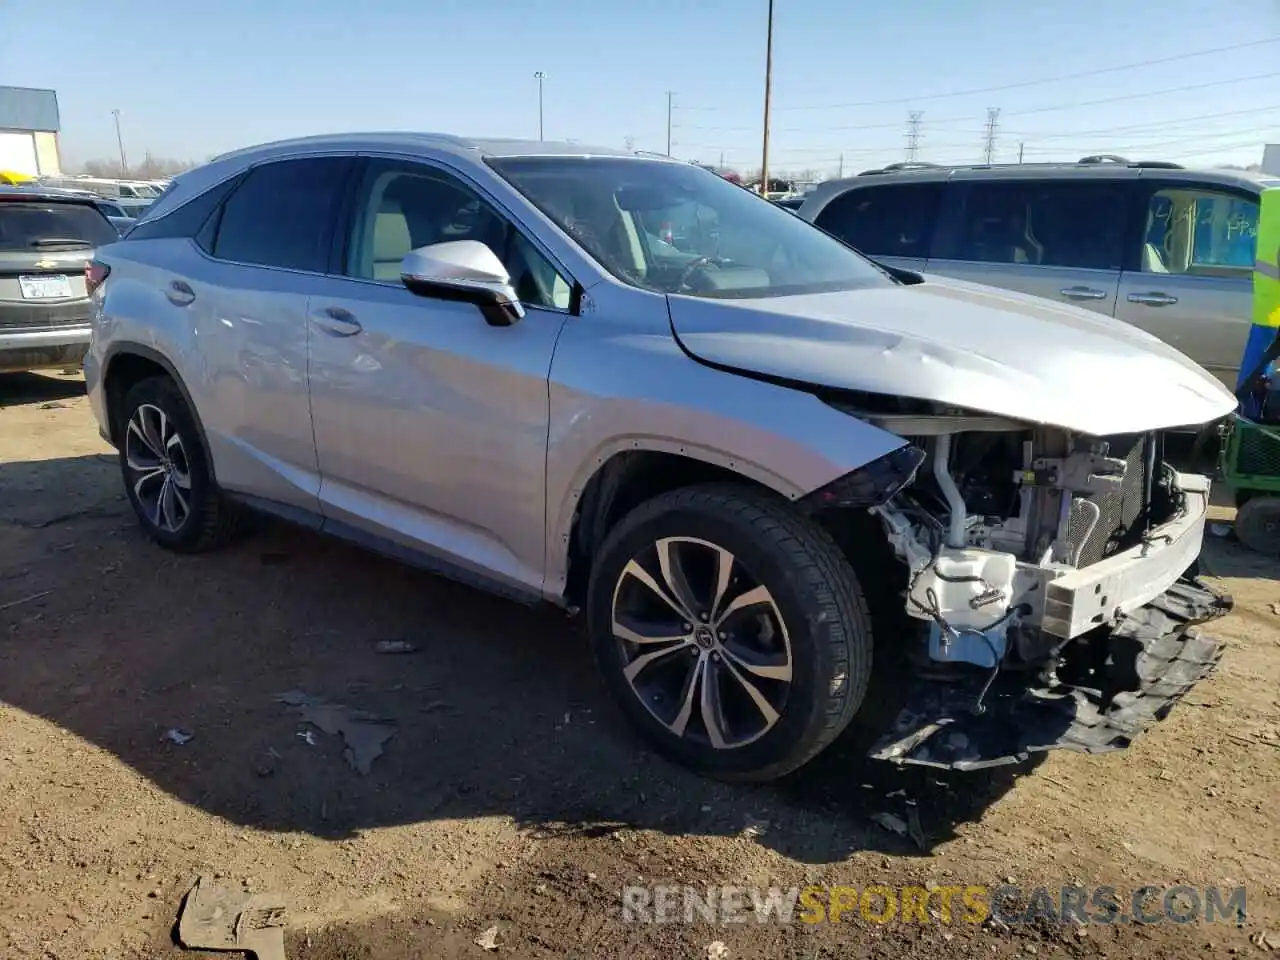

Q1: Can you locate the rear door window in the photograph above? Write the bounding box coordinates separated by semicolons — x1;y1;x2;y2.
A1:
211;157;352;272
813;182;943;258
0;201;119;251
947;180;1127;271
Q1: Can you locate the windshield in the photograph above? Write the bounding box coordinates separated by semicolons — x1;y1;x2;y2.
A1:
0;201;119;251
488;157;890;298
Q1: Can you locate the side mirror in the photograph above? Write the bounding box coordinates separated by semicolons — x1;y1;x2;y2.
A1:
400;240;525;327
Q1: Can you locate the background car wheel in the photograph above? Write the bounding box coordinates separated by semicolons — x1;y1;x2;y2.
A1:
1234;496;1280;558
587;484;873;782
118;376;242;553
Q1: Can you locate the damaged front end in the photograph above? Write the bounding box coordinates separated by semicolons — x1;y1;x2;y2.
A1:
825;405;1233;771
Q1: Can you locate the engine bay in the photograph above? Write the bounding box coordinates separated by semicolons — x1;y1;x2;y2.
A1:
856;408;1191;682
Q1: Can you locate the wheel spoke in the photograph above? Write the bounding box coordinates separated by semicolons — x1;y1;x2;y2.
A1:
126;451;161;473
613;612;690;646
721;642;792;682
707;543;736;622
158;475;181;530
623;640;692;683
714;584;772;627
127;417;162;458
621;559;693;622
142;406;167;456
720;656;781;728
132;465;165;500
169;478;190;519
700;658;729;749
655;538;701;619
668;653;706;738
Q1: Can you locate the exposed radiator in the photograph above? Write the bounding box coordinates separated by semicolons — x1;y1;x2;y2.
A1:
1067;432;1154;568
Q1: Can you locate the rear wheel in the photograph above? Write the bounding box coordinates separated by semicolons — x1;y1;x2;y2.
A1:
587;485;873;782
118;376;243;552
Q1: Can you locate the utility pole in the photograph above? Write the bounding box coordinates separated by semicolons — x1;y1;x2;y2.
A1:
759;0;775;195
719;151;725;170
1018;141;1025;164
534;72;547;141
838;153;844;178
981;107;1000;164
905;111;923;162
665;91;675;156
111;109;127;176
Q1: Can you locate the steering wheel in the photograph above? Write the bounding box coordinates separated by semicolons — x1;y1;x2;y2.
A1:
676;256;734;292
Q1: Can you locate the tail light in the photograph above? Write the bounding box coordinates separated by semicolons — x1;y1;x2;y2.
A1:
85;260;110;296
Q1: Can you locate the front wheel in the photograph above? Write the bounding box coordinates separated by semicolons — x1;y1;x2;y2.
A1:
587;485;873;782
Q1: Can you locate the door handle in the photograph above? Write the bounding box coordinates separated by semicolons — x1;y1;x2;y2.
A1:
1059;286;1108;301
1127;291;1179;307
309;306;362;337
166;280;195;306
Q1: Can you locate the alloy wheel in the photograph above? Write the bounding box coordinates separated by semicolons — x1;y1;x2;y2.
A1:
610;536;793;749
124;402;192;533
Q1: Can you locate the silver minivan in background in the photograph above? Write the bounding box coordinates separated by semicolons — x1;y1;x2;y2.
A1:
799;157;1280;390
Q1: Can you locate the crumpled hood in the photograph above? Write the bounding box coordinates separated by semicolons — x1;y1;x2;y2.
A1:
667;274;1237;436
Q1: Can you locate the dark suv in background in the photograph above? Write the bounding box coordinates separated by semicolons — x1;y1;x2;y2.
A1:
0;187;118;373
800;157;1279;390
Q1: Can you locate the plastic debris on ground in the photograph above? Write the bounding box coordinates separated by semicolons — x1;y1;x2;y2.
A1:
276;691;396;776
163;728;194;745
869;812;908;836
374;640;418;655
177;874;287;960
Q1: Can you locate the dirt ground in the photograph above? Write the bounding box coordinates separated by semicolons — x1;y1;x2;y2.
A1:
2;370;1279;960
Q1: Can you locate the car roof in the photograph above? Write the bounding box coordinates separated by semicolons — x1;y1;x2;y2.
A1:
209;132;637;166
0;185;103;205
802;158;1272;211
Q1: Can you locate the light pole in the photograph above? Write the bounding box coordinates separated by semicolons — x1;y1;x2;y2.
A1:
759;0;774;196
111;109;128;176
534;72;547;141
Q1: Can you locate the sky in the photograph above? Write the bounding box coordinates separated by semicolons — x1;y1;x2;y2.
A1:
3;0;1279;178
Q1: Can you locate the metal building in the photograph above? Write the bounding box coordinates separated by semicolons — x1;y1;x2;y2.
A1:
0;86;62;177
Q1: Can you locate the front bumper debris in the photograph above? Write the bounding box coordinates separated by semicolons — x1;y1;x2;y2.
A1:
868;577;1233;771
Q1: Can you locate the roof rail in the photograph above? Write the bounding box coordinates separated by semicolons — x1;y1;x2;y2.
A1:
1077;154;1131;165
856;161;941;176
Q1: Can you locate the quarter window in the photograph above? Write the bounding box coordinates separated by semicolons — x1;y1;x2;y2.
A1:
344;159;572;310
1142;187;1257;276
212;157;351;272
950;180;1126;271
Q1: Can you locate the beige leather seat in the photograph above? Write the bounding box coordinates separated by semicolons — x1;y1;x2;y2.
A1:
371;199;412;282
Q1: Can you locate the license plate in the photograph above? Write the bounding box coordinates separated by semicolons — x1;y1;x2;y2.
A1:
18;275;73;300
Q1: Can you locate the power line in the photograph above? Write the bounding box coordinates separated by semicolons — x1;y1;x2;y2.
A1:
1003;71;1280;118
905;111;923;161
1008;103;1280;142
748;36;1280;113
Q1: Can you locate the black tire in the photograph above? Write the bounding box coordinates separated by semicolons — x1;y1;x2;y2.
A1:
1235;496;1280;558
586;484;873;782
117;375;243;553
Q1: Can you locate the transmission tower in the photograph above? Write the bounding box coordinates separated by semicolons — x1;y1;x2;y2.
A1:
981;107;1001;163
905;112;923;161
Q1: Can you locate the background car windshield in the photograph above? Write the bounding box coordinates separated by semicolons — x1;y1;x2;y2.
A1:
489;157;890;298
0;202;118;251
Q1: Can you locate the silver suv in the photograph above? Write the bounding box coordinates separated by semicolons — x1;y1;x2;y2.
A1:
800;157;1280;390
85;134;1236;781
